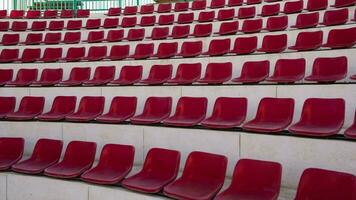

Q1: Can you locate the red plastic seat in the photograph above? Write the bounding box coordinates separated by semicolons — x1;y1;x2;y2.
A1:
139;15;156;26
157;3;172;13
44;32;61;45
60;9;74;18
85;18;101;29
96;97;137;123
22;33;43;45
158;14;175;25
107;45;130;60
260;3;280;16
11;21;28;31
163;151;227;200
216;9;234;21
59;67;91;86
30;21;47;31
130;97;172;124
237;6;256;19
321;9;348;26
125;28;145;41
322;28;356;49
198;10;215;22
177;12;194;24
140;64;172;85
305;56;347;83
295;168;355;200
202;97;247;129
210;0;225;8
228;0;243;6
331;0;356;7
215;159;282;200
257;34;287;53
103;18;119;28
192;0;207;10
122;148;180;193
246;0;262;4
149;27;169;40
130;43;154;59
5;96;45;120
12;139;63;174
63;47;85;62
84;31;104;43
77;9;90;18
0;21;9;31
81;144;134;184
0;69;13;86
110;65;142;85
6;68;37;86
1;34;19;46
44;141;96;178
10;10;24;19
0;49;19;63
265;16;288;32
283;0;303;14
105;29;124;42
289;98;345;137
140;4;154;14
19;48;41;63
0;10;7;18
266;58;306;83
43;10;58;18
121;16;137;28
0;138;24;170
32;68;63;86
163;97;207;127
66;20;82;30
345;111;356;139
242;97;295;133
289;31;323;51
216;21;239;35
123;6;138;15
198;62;232;84
40;48;63;63
175;2;189;12
203;38;231;56
167;63;201;85
306;0;327;11
0;97;16;118
48;20;64;31
177;41;202;58
83;66;115;86
153;42;178;59
65;96;105;122
63;32;81;44
37;96;77;121
232;60;269;83
107;7;121;16
170;25;190;39
25;10;40;19
291;12;319;29
241;18;263;33
192;23;212;37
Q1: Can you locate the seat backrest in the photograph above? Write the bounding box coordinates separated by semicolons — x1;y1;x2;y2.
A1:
106;29;124;42
77;9;90;18
237;6;256;18
307;0;328;11
121;16;137;27
87;46;107;58
326;27;356;46
295;31;323;46
0;49;19;61
266;15;288;31
210;0;226;8
63;32;81;44
31;139;63;162
180;41;202;55
92;66;115;80
174;97;208;118
103;18;119;27
21;48;41;61
295;12;319;27
240;60;270;79
262;34;287;49
107;7;121;16
66;47;85;59
43;10;57;18
175;2;189;11
50;96;77;114
283;0;303;14
108;96;137;116
118;65;142;81
0;69;13;83
151;27;169;39
228;0;243;6
323;8;348;25
43;48;63;60
205;62;232;80
25;33;43;44
30;21;47;31
127;28;145;40
254;97;295;123
110;45;130;57
39;68;63;82
156;42;178;56
123;6;138;15
87;30;104;41
26;10;40;18
60;9;74;18
96;144;135;170
211;97;247;121
68;67;91;82
273;58;305;78
311;56;347;77
85;18;101;28
232;36;258;53
198;10;215;22
62;141;96;166
18;96;45;114
2;34;19;45
10;10;24;18
44;32;61;44
0;137;24;160
192;0;207;10
261;3;280;16
175;63;202;80
241;18;263;32
157;3;172;13
140;15;156;26
193;23;212;36
48;20;64;30
77;96;105;114
15;68;38;82
158;14;174;25
171;25;190;38
208;38;231;52
142;97;172;116
134;43;154;56
140;4;154;14
148;65;172;80
0;97;16;114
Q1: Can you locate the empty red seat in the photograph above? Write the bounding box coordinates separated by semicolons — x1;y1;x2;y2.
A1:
0;49;18;63
283;0;303;14
210;0;225;8
175;2;189;12
322;28;356;49
170;25;190;39
289;98;345;137
43;10;58;18
140;64;172;85
266;58;306;83
260;3;280;16
122;148;180;193
10;10;24;18
198;10;215;22
139;15;156;26
6;68;38;86
130;97;172;124
217;9;235;21
22;33;43;45
67;20;82;30
321;8;348;26
291;12;319;29
163;97;207;127
228;0;243;6
0;10;7;18
63;47;85;62
107;7;121;16
178;41;202;58
177;12;194;24
11;21;27;31
37;96;77;121
124;6;138;15
202;97;247;129
216;21;239;35
12;139;63;174
305;56;347;83
26;10;40;19
44;141;96;178
63;32;81;44
232;60;270;83
85;18;101;29
65;96;105;122
1;34;19;46
246;0;262;4
237;6;256;19
32;68;63;86
0;21;9;31
0;138;24;170
198;62;232;84
121;16;137;28
192;23;212;37
164;151;227;200
0;97;16;118
215;159;282;200
241;18;263;33
105;29;124;42
307;0;327;11
140;4;154;14
230;36;258;55
295;168;355;200
125;28;145;41
84;31;104;43
40;48;63;63
60;9;74;18
153;42;178;59
192;0;207;10
345;111;356;139
5;96;45;120
257;34;287;53
48;20;64;31
103;18;119;29
59;67;91;86
149;27;169;40
203;38;231;56
107;45;130;60
265;15;288;31
110;65;142;85
332;0;356;7
158;14;174;25
289;31;323;51
77;9;90;18
167;63;202;85
0;69;13;86
243;97;295;133
19;48;41;63
96;97;137;123
83;66;115;86
30;21;47;31
130;43;154;59
157;3;172;13
44;32;61;45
